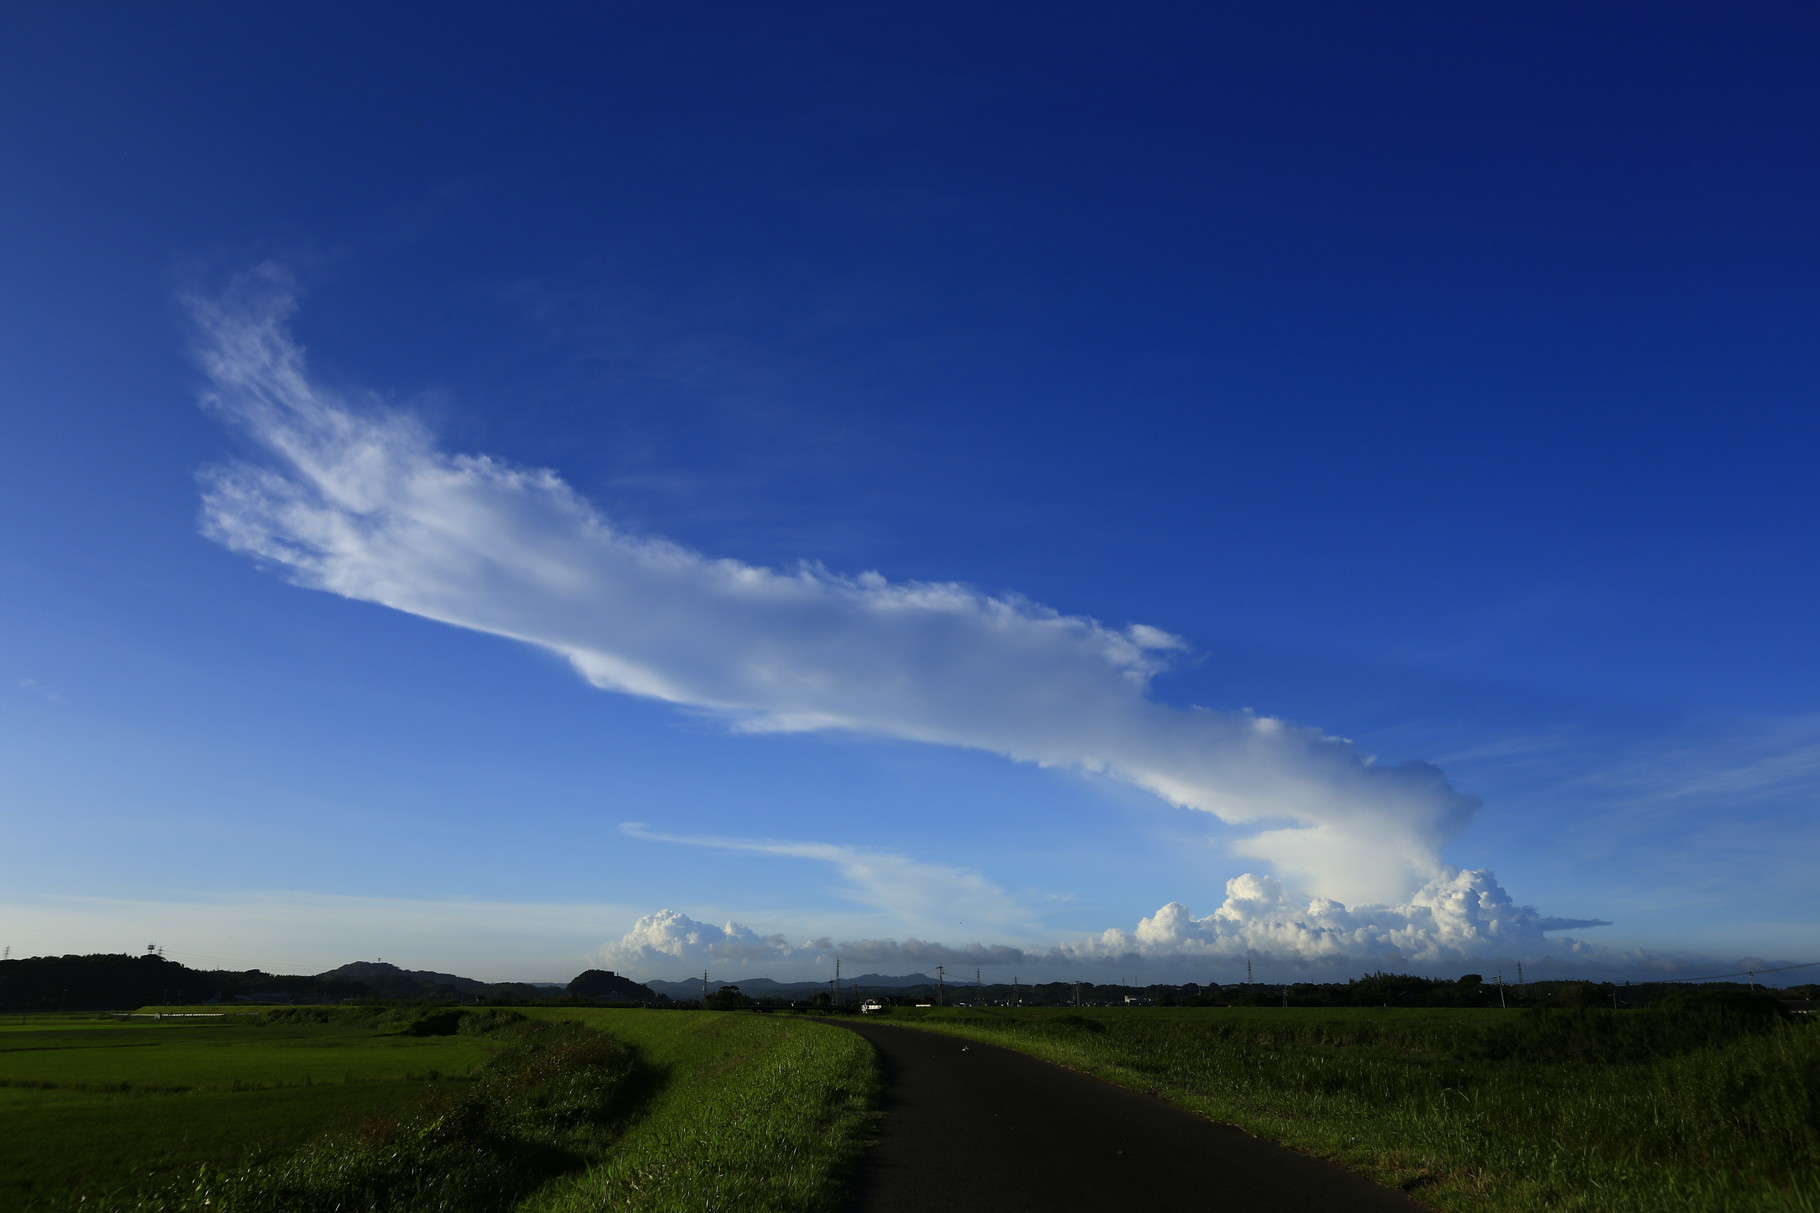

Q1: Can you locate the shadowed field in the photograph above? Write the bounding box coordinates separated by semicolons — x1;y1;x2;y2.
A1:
874;1000;1820;1213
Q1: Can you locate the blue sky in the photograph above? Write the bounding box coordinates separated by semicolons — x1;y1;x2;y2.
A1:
3;3;1816;985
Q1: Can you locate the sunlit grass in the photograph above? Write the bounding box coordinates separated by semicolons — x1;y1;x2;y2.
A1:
519;1010;879;1213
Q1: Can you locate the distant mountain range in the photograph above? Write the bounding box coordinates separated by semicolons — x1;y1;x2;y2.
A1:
315;961;653;1003
1;951;972;1010
644;972;945;1000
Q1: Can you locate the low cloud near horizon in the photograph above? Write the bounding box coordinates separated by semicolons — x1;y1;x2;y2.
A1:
595;871;1707;984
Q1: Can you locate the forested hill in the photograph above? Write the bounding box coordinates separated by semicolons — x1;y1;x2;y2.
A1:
0;954;655;1010
0;953;367;1009
315;960;494;1000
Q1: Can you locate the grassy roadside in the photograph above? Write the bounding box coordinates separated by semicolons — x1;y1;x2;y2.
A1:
875;1003;1819;1213
518;1010;879;1213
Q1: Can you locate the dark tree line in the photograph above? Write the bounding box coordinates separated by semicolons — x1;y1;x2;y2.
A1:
0;954;659;1011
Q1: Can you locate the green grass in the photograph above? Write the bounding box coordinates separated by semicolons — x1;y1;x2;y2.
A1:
876;1004;1820;1213
3;1008;878;1213
0;1023;496;1089
126;1017;641;1213
518;1010;879;1213
6;1081;446;1210
0;1012;506;1210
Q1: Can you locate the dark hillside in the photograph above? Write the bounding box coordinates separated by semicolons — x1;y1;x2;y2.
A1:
567;969;657;1002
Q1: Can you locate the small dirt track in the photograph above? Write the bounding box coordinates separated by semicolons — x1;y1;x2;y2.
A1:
830;1020;1428;1213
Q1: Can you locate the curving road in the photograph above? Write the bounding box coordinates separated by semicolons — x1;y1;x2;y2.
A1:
829;1019;1429;1213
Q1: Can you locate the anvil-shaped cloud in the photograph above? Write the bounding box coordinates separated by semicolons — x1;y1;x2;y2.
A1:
194;266;1478;906
597;869;1613;980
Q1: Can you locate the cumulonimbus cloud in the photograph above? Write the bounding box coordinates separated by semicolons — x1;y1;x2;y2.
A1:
1052;870;1611;971
596;868;1618;981
194;265;1478;906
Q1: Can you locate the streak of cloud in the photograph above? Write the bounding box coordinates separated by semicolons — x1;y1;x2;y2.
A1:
618;824;1041;936
194;266;1477;905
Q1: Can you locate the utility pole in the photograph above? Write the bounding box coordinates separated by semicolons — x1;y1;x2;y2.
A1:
1516;960;1525;994
834;958;842;1009
1246;958;1253;986
701;970;708;1005
936;965;945;1006
1496;971;1507;1009
1013;973;1020;1007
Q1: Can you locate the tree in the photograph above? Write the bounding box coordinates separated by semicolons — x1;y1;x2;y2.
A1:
704;984;751;1011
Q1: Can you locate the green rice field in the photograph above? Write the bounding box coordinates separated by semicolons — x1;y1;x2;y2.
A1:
0;1012;501;1209
0;1007;877;1213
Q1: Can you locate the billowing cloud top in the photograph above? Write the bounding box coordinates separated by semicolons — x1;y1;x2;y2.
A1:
195;266;1478;906
597;868;1615;981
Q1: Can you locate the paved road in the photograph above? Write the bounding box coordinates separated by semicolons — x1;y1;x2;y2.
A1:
829;1020;1429;1213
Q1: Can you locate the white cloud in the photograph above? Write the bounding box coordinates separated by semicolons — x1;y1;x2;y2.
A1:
595;908;1030;977
1050;869;1613;972
598;909;832;972
192;267;1480;907
592;867;1781;985
618;823;1041;936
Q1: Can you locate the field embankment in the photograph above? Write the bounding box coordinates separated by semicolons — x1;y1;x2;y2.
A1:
517;1008;879;1213
876;999;1819;1213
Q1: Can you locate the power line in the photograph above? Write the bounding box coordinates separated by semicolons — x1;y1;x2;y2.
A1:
1661;959;1820;983
1509;959;1819;986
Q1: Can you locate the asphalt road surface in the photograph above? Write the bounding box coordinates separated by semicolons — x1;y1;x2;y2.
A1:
830;1020;1429;1213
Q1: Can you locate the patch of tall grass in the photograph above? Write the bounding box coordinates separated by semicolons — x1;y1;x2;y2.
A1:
519;1010;879;1213
101;1015;637;1212
887;1000;1819;1212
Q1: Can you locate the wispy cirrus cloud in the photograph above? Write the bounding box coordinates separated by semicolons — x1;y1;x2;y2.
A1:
16;677;69;705
1578;714;1820;805
617;823;1042;936
191;265;1480;907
